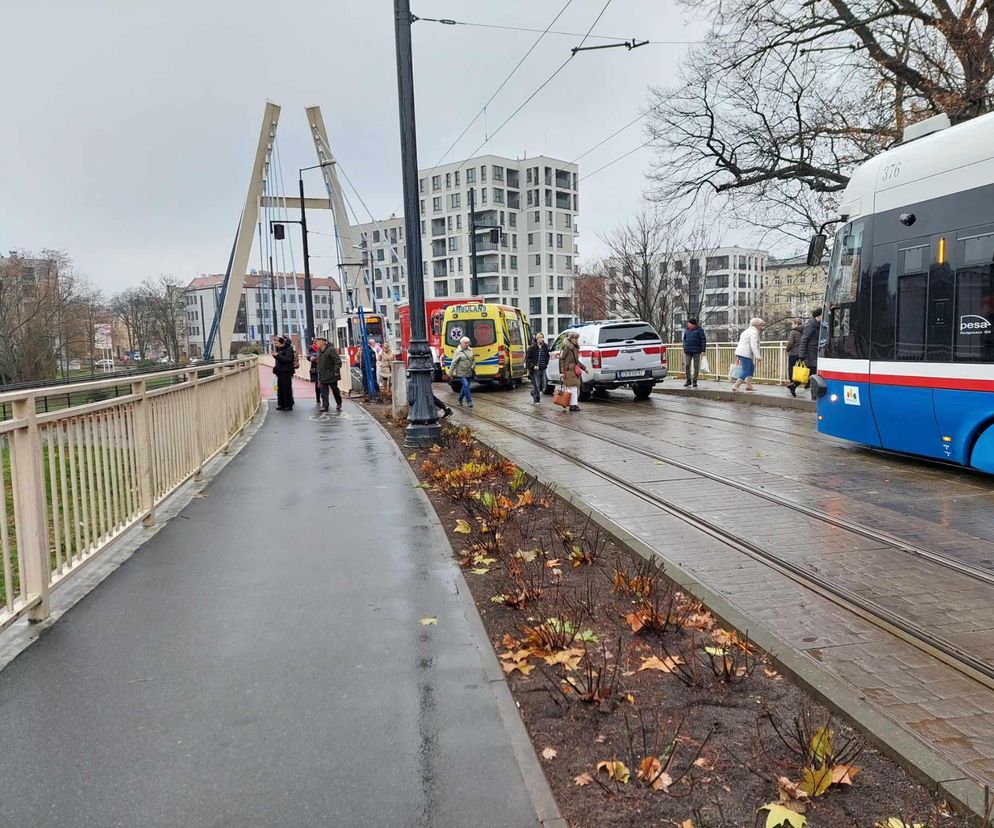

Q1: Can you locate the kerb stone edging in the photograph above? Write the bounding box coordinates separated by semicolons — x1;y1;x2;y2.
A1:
471;427;991;823
358;407;568;828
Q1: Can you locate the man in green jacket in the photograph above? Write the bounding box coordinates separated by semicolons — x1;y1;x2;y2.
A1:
316;338;343;413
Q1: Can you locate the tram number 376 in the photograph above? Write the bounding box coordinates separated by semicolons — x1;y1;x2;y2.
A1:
881;162;902;182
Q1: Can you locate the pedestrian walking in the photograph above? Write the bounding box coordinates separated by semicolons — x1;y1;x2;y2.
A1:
785;317;804;397
732;318;764;392
798;307;823;398
308;341;321;406
526;332;550;403
449;336;476;409
377;341;394;396
272;335;296;411
682;318;707;387
406;375;453;419
559;330;588;412
316;337;343;413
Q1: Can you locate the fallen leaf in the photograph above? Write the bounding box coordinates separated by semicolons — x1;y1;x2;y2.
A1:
829;764;860;786
758;802;807;828
407;453;417;460
682;821;695;828
798;764;833;798
501;659;534;676
596;760;631;783
638;655;684;673
514;548;540;562
809;726;834;764
594;734;607;743
777;776;809;803
453;519;472;534
573;772;594;787
637;756;673;790
763;667;782;680
470;568;490;575
541;747;557;761
693;756;714;770
703;645;729;657
544;648;585;669
501;633;521;650
419;617;438;626
875;821;924;828
624;692;635;704
545;558;562;568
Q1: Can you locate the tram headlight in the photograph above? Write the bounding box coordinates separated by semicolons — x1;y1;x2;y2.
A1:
830;393;838;402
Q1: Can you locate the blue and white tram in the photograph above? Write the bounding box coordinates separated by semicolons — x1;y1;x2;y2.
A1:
811;111;994;471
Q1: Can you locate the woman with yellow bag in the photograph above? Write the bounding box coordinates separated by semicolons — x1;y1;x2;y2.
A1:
785;318;804;397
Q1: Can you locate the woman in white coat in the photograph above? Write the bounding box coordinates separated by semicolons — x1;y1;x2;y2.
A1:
733;318;764;392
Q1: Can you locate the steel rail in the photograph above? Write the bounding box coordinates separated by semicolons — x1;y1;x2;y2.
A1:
465;402;994;692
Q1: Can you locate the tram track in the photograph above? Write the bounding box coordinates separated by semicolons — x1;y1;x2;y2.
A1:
463;398;994;693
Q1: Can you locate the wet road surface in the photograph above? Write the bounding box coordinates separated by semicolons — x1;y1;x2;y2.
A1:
0;400;540;827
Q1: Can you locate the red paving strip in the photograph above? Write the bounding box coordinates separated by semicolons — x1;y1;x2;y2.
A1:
257;365;315;401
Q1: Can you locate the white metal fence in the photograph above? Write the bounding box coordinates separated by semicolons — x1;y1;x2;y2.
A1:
0;357;260;630
664;340;790;385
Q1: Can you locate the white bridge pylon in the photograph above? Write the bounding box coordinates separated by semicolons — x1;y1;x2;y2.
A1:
212;103;370;361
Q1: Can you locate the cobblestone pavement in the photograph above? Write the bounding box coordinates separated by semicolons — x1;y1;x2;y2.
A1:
458;384;994;793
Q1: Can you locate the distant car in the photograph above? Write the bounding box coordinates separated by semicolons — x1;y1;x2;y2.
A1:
546;320;668;401
94;359;116;370
157;356;171;364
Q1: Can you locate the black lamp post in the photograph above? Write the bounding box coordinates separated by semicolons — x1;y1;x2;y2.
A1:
394;0;441;446
270;160;333;351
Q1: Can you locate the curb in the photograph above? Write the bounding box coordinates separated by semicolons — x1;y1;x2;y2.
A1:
655;385;816;411
0;401;268;673
470;428;991;824
357;406;568;828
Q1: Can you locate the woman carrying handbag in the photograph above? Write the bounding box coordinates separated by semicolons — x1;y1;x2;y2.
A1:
558;331;588;412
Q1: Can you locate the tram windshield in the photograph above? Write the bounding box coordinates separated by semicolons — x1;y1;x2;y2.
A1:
824;221;864;356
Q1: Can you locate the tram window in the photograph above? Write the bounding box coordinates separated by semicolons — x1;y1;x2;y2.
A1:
824;221;864;358
925;264;953;361
953;266;994;361
869;264;894;360
964;232;994;265
896;273;927;359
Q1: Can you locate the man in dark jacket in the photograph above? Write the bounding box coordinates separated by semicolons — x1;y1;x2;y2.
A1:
315;337;343;413
785;318;804;397
798;308;823;397
272;335;296;411
682;319;707;387
526;332;551;403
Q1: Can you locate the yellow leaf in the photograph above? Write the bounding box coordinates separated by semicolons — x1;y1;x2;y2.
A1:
543;648;585;669
638;655;684;673
798;764;833;798
453;519;472;534
501;660;534;676
470;568;490;575
637;756;672;790
596;760;630;783
809;726;834;764
573;772;594;787
514;548;539;562
759;802;807;828
875;821;925;828
704;645;729;657
407;453;417;460
541;747;557;761
682;821;695;828
624;693;635;704
776;776;809;803
419;617;438;626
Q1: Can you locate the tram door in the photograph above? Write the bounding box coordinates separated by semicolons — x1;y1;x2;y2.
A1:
869;237;946;459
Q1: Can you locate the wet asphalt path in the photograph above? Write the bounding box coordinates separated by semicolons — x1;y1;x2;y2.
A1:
0;401;539;827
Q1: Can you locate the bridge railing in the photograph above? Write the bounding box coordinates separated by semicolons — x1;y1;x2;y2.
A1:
0;357;260;631
663;340;789;385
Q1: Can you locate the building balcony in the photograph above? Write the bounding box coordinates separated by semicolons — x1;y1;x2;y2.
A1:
478;277;500;295
473;216;498;228
432;262;448;278
476;261;500;274
556;171;571;189
474;240;499;252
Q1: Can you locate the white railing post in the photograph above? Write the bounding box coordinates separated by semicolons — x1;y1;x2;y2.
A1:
221;364;234;455
10;398;51;622
189;370;207;481
131;379;155;527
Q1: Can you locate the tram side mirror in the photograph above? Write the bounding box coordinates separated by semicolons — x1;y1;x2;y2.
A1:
807;233;827;267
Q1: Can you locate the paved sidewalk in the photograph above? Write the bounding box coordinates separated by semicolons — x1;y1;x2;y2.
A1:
0;399;548;827
656;378;816;410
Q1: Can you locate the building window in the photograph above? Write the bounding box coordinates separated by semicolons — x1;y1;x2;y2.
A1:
509;213;516;228
481;189;488;204
534;254;541;266
529;276;535;288
454;171;460;186
534;210;540;223
546;211;553;227
434;280;448;297
449;192;461;209
466;168;476;183
448;236;458;251
480;165;487;182
433;196;442;212
372;230;381;243
458;257;463;272
510;256;518;270
527;190;534;207
419;178;425;194
456;214;462;229
547;254;554;269
454;278;464;292
493;165;504;181
493;188;504;204
526;168;533;184
445;172;451;189
432;175;441;191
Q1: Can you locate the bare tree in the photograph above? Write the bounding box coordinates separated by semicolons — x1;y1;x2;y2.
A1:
111;288;156;360
142;275;187;362
646;1;994;242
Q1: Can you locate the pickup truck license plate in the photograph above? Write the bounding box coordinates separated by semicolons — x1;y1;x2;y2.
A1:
618;369;645;379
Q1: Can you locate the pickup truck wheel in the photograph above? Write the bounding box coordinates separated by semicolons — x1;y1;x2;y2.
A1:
633;381;654;400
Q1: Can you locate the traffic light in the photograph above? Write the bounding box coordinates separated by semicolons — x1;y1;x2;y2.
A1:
490;228;500;245
273;223;285;240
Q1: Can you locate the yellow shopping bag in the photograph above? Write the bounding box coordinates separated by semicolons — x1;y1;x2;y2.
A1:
792;361;811;384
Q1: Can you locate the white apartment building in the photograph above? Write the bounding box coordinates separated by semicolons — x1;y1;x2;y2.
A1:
351;154;579;343
183;273;343;357
606;247;769;342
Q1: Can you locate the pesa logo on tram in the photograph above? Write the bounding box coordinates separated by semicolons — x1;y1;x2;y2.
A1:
808;111;994;473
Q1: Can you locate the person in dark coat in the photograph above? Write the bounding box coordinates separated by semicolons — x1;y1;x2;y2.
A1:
272;335;296;411
526;332;551;403
681;318;707;387
785;318;804;397
316;337;343;413
308;341;321;406
798;308;823;397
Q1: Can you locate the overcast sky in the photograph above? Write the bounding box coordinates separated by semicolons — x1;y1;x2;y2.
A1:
1;0;709;294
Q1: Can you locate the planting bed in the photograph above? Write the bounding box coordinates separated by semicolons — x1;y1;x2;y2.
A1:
374;405;981;828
